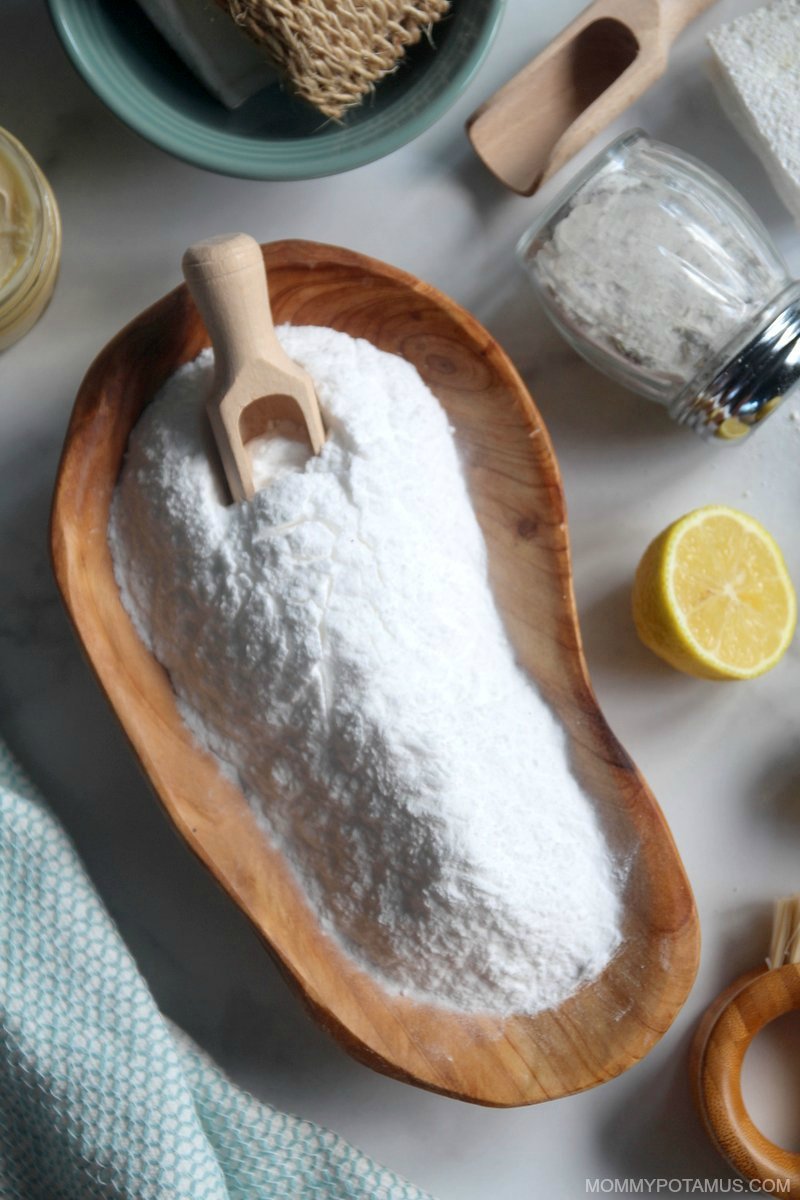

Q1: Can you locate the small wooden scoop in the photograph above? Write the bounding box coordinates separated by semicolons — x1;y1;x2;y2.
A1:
467;0;718;196
690;895;800;1197
182;233;325;503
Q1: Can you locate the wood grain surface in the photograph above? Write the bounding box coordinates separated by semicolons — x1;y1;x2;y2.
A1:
691;964;800;1195
50;239;699;1106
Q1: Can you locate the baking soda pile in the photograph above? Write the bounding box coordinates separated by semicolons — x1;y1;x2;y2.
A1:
109;326;622;1015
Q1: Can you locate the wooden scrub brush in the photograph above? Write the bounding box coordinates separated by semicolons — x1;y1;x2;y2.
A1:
691;894;800;1197
220;0;451;119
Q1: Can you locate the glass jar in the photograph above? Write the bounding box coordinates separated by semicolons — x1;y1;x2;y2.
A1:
0;127;62;353
518;130;800;441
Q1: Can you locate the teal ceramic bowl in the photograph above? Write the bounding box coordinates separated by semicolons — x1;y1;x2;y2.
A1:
48;0;505;180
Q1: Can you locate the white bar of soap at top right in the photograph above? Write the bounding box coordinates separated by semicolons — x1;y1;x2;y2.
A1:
709;0;800;224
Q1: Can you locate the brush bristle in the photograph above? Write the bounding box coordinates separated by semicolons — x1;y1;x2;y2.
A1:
768;894;800;969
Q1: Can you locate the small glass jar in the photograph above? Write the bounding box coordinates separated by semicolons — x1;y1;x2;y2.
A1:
0;127;62;353
518;130;800;441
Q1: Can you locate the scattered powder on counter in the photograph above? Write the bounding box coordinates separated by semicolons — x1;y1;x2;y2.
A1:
709;0;800;225
108;326;622;1016
533;170;785;392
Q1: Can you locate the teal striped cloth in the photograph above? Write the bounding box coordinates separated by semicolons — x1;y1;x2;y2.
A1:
0;745;434;1200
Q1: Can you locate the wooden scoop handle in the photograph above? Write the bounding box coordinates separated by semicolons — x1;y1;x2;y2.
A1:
691;964;800;1197
182;232;292;392
182;233;325;504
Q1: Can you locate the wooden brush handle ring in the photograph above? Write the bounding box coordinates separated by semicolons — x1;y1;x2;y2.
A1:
692;964;800;1197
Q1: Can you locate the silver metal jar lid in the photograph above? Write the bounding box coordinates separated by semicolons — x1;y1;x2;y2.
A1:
671;282;800;442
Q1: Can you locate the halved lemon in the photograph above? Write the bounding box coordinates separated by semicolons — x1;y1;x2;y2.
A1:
632;506;797;680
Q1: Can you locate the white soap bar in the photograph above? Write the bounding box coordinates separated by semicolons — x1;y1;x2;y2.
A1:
137;0;276;109
709;0;800;224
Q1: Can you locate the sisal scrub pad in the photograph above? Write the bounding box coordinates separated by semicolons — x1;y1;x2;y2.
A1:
222;0;451;120
139;0;451;119
708;0;800;223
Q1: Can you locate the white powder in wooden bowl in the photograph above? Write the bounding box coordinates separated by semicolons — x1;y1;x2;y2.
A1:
108;325;622;1015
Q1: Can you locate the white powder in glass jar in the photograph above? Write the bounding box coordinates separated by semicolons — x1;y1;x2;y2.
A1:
108;326;622;1016
533;168;785;393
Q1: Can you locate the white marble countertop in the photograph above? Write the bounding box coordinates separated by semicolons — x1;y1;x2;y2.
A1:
3;1;800;1195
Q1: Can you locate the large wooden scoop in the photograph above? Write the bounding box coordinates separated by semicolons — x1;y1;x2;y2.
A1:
467;0;718;196
182;233;325;503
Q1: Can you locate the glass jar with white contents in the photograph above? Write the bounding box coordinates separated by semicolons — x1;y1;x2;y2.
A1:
518;130;800;442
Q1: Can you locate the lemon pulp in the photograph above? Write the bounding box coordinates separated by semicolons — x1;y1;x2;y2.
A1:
632;506;796;680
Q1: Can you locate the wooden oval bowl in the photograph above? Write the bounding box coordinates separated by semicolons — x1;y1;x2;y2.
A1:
51;240;699;1106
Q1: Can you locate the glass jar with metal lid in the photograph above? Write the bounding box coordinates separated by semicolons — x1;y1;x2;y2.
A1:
0;127;61;352
518;130;800;442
